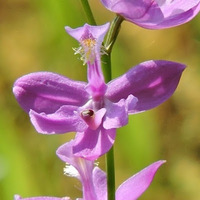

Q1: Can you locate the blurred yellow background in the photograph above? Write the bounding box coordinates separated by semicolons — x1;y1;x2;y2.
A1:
1;1;200;199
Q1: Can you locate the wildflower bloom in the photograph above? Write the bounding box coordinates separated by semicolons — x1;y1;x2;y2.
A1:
56;141;103;200
13;23;185;160
14;141;165;200
56;141;166;200
100;0;200;29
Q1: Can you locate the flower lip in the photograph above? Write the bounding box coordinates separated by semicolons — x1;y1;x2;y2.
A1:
66;23;110;65
65;23;110;100
76;34;97;65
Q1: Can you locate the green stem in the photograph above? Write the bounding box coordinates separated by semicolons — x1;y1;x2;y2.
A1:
80;0;96;25
101;15;124;84
102;15;124;200
106;146;115;200
101;53;112;83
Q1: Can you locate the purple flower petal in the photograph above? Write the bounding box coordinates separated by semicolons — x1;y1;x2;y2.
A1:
101;0;200;29
103;99;128;129
30;106;87;134
13;72;89;114
85;59;107;100
14;195;69;200
103;95;138;129
56;141;97;200
134;1;200;29
92;167;107;200
56;140;75;163
56;140;93;170
73;127;116;160
116;160;166;200
106;60;185;113
101;0;156;19
65;23;110;52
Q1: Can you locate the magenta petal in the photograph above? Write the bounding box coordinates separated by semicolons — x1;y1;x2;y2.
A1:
125;94;138;113
86;59;107;100
103;98;128;129
101;0;200;29
116;160;166;200
56;141;97;200
100;0;155;19
134;1;200;29
56;141;75;164
65;23;110;48
93;167;107;200
106;60;185;113
103;95;137;129
56;140;94;174
73;127;116;160
30;106;87;134
14;195;69;200
13;72;89;114
56;140;94;180
56;141;94;183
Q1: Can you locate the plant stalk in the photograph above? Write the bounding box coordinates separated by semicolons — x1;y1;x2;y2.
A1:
80;0;96;25
103;15;124;200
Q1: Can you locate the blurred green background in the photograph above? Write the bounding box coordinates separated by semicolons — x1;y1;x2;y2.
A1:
1;1;200;199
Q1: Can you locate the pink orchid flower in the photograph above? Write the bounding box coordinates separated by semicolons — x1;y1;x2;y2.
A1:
14;141;165;200
13;23;185;160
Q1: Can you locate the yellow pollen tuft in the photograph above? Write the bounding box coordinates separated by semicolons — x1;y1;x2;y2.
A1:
81;38;96;64
73;38;97;65
82;38;96;48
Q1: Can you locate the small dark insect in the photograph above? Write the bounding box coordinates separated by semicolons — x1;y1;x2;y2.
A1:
81;109;94;118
